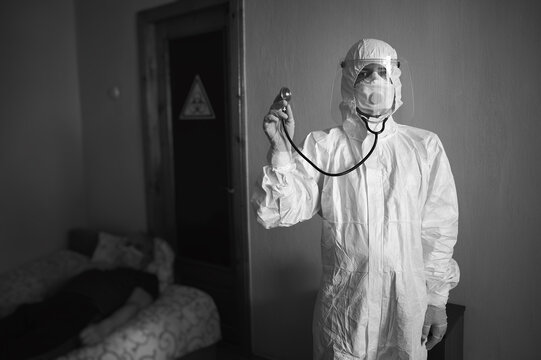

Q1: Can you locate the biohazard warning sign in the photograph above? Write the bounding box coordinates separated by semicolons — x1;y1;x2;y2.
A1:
179;75;216;120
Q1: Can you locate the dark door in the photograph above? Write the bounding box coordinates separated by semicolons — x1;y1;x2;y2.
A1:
169;29;232;268
138;0;248;348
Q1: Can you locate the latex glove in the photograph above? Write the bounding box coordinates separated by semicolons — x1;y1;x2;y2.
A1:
422;305;447;350
263;91;295;154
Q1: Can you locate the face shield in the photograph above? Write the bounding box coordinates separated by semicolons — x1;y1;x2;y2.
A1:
330;56;414;130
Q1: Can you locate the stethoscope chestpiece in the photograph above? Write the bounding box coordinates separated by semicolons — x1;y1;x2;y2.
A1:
280;87;292;102
280;87;292;112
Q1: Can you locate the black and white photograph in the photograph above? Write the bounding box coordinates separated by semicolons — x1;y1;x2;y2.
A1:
0;1;539;359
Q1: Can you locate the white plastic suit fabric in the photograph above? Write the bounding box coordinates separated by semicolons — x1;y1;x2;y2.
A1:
252;39;459;360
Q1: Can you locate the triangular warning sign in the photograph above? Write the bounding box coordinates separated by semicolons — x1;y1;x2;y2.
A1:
179;75;216;120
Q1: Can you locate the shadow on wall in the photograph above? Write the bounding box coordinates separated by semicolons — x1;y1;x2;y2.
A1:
255;262;319;359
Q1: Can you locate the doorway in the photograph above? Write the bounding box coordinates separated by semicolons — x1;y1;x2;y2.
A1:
137;0;248;348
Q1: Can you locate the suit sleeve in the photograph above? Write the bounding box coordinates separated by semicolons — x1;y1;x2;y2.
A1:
421;135;460;307
251;132;323;229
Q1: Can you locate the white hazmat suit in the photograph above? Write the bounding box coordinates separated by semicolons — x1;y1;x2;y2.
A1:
252;39;459;360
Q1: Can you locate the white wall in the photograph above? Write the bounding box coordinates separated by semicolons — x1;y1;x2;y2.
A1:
0;0;86;273
245;0;541;359
74;0;172;233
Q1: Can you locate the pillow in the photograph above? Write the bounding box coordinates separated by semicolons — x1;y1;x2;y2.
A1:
91;231;174;292
146;238;175;292
91;232;127;264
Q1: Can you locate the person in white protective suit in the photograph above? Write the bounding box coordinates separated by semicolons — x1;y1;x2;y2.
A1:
252;39;460;360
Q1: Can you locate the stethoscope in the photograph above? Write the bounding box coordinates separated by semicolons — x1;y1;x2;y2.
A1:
278;87;389;177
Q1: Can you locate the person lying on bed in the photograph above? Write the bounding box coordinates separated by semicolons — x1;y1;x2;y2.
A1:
0;234;158;360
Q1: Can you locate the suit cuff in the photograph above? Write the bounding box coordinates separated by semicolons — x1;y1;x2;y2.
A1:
427;291;448;308
271;151;294;170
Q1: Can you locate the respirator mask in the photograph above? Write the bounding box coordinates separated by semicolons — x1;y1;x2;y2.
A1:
331;56;412;130
353;63;395;121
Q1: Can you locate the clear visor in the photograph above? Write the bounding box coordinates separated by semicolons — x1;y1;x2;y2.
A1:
330;57;414;126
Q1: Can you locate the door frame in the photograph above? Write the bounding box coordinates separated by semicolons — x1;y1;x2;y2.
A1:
137;0;250;351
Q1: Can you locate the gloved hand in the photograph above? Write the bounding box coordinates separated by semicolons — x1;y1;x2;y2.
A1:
263;92;295;154
422;305;447;350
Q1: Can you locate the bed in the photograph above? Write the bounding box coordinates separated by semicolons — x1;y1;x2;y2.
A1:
0;229;221;360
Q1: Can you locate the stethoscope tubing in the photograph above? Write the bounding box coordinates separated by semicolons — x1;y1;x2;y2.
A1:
279;115;387;177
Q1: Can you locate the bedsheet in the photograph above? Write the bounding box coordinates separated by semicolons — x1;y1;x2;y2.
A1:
58;285;221;360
